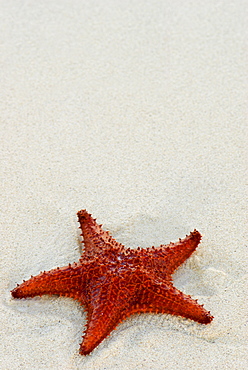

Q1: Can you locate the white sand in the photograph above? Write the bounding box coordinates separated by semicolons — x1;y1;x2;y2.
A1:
1;1;247;369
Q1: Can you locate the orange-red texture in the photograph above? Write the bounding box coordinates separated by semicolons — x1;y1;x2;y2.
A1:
11;210;213;355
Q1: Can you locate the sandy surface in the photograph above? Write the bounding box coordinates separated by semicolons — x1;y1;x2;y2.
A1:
1;1;247;369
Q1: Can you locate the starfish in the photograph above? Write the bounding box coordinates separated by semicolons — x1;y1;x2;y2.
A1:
11;210;213;355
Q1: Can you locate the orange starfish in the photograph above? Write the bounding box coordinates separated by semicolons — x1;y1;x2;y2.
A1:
11;210;213;355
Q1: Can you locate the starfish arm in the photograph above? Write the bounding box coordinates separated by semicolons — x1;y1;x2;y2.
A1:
77;210;124;257
80;304;123;355
11;265;86;302
136;282;213;324
80;294;130;355
150;230;202;275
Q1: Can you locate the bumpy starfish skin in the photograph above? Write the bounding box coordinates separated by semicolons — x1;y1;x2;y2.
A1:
11;210;213;355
